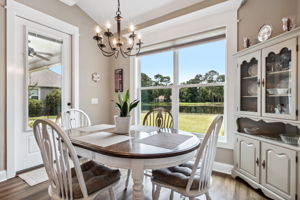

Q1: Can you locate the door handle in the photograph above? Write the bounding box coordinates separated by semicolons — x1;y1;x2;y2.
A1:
261;78;265;87
262;160;266;168
256;158;259;166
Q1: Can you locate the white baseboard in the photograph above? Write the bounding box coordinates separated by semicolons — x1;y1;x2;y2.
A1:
213;161;233;175
0;170;7;182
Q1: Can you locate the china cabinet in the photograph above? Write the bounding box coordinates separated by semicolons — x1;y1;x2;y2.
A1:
233;28;300;200
237;38;298;120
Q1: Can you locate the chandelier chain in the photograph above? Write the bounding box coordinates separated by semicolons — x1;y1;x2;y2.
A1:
116;0;121;15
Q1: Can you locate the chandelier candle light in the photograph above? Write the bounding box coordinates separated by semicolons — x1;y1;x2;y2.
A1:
93;0;143;58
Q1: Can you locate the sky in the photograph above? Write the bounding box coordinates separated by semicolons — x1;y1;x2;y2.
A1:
50;64;62;74
140;39;226;84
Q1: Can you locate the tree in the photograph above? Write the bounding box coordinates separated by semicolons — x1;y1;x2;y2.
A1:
44;89;61;116
28;99;43;117
154;74;171;86
204;70;219;83
141;73;153;87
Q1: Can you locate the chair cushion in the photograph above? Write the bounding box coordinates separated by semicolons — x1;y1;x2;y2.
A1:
71;160;120;199
152;162;200;190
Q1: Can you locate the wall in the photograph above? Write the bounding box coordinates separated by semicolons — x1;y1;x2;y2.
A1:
110;0;299;166
238;0;298;50
0;0;6;171
0;0;112;171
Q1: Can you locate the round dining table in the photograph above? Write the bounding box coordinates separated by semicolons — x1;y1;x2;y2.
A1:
70;125;201;200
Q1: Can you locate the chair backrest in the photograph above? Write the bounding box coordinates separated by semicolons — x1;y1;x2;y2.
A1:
143;108;173;128
186;115;223;193
61;109;91;130
33;119;88;199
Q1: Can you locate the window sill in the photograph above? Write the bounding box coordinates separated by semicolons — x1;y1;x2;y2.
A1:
193;133;234;150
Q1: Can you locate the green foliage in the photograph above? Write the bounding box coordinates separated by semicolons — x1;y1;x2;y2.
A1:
28;99;43;117
44;89;61;116
116;90;139;117
141;70;225;106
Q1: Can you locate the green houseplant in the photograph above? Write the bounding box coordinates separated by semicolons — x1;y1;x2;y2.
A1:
114;90;139;134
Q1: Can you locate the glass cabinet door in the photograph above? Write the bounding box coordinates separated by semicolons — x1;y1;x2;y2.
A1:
238;51;261;116
262;38;297;120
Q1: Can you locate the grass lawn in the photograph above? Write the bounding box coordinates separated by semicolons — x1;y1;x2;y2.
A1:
141;112;224;136
28;115;57;128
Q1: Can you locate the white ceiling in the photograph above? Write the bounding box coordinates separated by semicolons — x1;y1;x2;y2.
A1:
76;0;205;31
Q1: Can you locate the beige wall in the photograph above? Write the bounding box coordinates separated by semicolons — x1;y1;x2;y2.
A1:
0;0;6;171
238;0;298;50
0;0;112;171
110;56;130;119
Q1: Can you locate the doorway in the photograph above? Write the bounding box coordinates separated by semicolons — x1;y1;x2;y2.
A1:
13;17;72;172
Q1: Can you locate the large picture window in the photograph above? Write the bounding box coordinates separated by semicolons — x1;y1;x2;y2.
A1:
138;38;226;138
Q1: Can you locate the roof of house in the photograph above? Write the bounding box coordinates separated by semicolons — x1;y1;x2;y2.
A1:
29;69;61;88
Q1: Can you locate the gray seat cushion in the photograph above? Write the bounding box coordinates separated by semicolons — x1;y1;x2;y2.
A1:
71;160;121;199
152;162;200;190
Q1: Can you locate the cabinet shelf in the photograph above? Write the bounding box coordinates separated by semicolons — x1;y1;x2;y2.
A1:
266;69;291;75
266;94;291;97
241;76;257;80
242;96;258;98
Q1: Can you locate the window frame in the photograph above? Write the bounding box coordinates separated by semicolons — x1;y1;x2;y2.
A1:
136;39;227;142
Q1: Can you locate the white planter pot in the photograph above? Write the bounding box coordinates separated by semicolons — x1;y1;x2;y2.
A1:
114;115;131;134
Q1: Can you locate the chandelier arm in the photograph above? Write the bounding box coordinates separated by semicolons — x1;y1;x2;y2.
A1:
120;47;129;58
124;43;141;57
101;50;115;57
107;36;117;52
97;43;115;56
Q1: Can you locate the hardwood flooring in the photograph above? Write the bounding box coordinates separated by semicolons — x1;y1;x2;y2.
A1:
0;170;270;200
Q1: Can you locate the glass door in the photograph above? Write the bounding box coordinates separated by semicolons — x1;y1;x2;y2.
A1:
262;38;297;120
238;51;261;116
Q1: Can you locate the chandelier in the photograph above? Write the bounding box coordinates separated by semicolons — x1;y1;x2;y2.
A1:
93;0;143;58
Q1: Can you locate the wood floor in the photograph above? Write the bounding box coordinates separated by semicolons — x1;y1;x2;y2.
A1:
0;170;270;200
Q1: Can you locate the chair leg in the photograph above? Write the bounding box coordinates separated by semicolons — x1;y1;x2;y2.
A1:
124;169;131;190
109;188;116;200
153;185;161;200
205;192;211;200
169;190;174;200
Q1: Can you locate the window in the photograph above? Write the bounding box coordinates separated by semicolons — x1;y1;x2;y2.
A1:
138;38;226;138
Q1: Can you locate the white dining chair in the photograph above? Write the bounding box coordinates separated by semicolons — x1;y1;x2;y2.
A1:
33;119;120;200
61;109;91;131
151;115;223;200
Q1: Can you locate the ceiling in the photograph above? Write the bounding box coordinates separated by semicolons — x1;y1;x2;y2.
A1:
76;0;205;31
28;33;62;70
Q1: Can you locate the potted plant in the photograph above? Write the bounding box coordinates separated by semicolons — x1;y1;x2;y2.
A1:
114;90;139;134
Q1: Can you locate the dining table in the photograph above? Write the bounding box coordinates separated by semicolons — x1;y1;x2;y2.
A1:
69;124;201;200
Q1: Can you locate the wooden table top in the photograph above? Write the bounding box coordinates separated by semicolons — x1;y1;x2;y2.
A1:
70;125;201;159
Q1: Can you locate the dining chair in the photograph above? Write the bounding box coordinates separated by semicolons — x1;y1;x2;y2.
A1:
61;109;91;131
143;107;173;128
124;107;173;190
33;119;121;200
151;115;223;200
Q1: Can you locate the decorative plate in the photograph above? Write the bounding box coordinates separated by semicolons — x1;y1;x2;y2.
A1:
247;82;258;96
248;64;258;76
258;25;272;42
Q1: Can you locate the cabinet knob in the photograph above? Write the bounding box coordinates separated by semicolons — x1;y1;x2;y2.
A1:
261;78;265;87
257;79;261;86
262;160;266;168
256;158;259;166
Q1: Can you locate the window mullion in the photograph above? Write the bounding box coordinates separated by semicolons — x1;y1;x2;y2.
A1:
172;49;179;129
